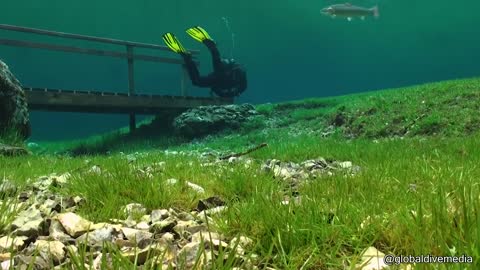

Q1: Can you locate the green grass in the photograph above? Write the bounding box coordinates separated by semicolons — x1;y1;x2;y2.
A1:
2;77;480;269
3;134;480;269
0;127;26;147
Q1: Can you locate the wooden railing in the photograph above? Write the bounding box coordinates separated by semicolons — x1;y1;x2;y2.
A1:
0;24;202;131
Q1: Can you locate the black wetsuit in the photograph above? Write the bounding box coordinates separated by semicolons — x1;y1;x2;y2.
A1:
181;40;247;98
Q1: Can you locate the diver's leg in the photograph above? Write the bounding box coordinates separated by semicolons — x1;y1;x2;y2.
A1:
182;54;215;87
203;40;223;72
185;26;223;71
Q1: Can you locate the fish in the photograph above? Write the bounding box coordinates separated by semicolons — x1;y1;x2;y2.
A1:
321;3;379;21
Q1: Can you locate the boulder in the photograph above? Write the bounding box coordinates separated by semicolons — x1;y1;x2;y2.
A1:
173;104;258;137
0;59;30;139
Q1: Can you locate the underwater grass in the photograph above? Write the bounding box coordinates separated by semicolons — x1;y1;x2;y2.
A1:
3;132;480;269
27;77;480;156
3;77;480;268
0;127;26;147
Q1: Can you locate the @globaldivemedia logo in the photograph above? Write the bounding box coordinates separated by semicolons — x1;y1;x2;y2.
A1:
384;254;473;265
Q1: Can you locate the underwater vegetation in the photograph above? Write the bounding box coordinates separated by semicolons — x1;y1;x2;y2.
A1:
1;77;480;269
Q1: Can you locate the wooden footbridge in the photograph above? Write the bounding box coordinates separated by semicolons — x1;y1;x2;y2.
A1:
0;24;233;131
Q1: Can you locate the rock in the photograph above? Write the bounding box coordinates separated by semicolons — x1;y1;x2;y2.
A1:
151;209;169;223
166;178;178;185
281;196;302;206
17;191;31;201
53;173;70;186
150;217;177;234
122;203;147;218
0;253;10;261
173;104;258;138
92;253;110;270
0;59;30;139
48;219;74;244
164;150;178;155
121;227;153;244
196;196;225;212
186;181;205;194
199;206;227;217
90;223;122;231
161;233;175;244
57;212;93;237
261;158;359;191
0;236;27;251
88;165;102;175
230;236;254;250
31;240;66;265
0;259;12;270
126;154;137;163
176;211;195;221
76;227;115;247
0;144;29;156
178;242;212;268
178;242;201;268
39;199;61;216
301;159;328;171
123;216;137;227
173;220;204;238
121;244;169;265
338;161;352;169
136;221;150;230
192;232;228;249
32;175;55;191
354;246;389;270
11;207;46;237
0;170;259;269
15;254;49;269
115;239;136;249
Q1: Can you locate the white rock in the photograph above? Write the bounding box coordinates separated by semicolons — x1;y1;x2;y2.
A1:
123;203;146;217
339;161;353;169
121;227;153;243
178;242;201;268
355;246;389;270
161;232;175;244
166;178;178;185
89;165;102;174
151;209;169;223
136;222;150;230
186;181;205;193
33;240;65;264
57;212;93;237
0;236;27;251
202;206;227;216
0;260;12;270
11;207;44;237
76;227;114;246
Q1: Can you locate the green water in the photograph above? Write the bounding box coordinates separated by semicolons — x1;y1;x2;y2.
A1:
1;0;479;140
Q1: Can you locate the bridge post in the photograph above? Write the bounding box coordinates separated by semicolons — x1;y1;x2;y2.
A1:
127;45;136;132
180;65;188;96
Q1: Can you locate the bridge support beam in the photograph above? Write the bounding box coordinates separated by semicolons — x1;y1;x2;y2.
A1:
127;45;136;132
180;65;188;96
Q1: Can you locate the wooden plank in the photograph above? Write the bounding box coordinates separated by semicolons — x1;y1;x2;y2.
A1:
0;38;186;64
25;91;233;114
0;24;199;54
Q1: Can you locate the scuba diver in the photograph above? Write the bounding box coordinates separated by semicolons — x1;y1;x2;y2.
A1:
162;26;247;98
